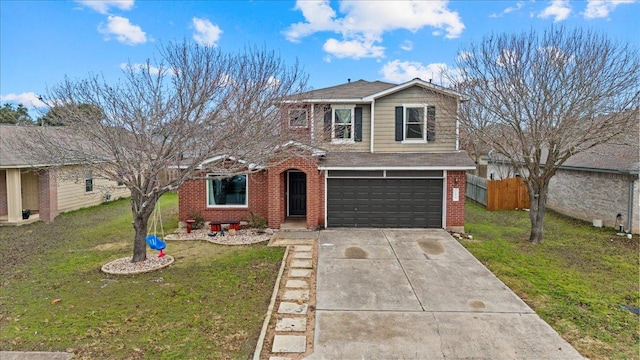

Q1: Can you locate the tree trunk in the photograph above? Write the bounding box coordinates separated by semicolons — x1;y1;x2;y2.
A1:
130;195;157;263
132;215;149;262
528;181;549;244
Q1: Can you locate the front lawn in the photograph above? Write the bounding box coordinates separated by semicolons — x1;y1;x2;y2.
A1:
0;194;284;359
463;202;639;360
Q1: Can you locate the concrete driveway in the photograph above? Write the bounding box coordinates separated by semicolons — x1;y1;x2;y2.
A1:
305;229;584;359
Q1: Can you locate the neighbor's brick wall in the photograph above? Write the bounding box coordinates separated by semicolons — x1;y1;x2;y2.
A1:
547;169;639;233
0;170;7;217
446;170;466;231
38;169;59;222
178;171;269;224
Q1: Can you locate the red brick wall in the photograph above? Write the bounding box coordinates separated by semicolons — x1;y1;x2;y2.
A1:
445;170;467;229
38;169;58;222
178;171;269;224
266;157;322;229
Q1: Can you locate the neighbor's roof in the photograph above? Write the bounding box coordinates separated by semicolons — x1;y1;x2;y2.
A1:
318;151;476;170
0;125;95;168
286;78;466;103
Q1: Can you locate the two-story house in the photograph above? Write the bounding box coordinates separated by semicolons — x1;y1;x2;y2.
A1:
178;78;475;231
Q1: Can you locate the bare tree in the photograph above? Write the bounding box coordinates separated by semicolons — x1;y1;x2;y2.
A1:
452;26;639;243
28;42;309;262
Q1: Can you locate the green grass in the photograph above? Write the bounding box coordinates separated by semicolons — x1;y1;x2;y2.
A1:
0;193;284;359
463;202;639;360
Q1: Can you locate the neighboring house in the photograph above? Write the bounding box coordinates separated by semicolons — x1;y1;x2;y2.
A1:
0;125;130;225
178;78;475;231
487;115;639;234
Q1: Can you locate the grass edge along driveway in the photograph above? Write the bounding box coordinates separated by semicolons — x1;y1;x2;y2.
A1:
463;201;639;360
0;194;284;359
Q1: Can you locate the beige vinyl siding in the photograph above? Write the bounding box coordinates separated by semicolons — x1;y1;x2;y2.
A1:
373;86;458;153
56;166;130;212
311;103;371;152
21;171;40;211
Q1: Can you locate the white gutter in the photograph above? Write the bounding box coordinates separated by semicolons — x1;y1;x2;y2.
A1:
318;165;476;171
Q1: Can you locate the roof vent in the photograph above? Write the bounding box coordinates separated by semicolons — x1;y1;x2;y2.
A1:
348;78;351;83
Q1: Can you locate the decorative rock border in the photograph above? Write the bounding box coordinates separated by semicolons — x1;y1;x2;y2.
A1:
101;255;175;275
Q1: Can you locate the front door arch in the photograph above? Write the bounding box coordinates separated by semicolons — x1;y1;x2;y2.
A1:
287;171;307;216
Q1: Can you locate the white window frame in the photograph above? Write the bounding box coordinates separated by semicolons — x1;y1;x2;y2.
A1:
402;104;428;143
288;108;308;128
84;170;94;193
332;105;355;144
206;173;249;208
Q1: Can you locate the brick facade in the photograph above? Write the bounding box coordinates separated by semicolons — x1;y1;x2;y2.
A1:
38;169;58;222
178;156;323;230
445;170;466;232
547;169;639;234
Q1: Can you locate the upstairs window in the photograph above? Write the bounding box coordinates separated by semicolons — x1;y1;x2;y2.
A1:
207;174;247;207
288;108;308;128
405;107;425;140
333;106;354;142
397;105;436;142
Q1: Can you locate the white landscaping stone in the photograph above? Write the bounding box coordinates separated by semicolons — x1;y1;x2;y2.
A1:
276;317;307;332
278;302;308;315
272;335;306;353
289;269;312;278
293;252;312;259
282;289;309;301
285;279;308;288
291;260;313;268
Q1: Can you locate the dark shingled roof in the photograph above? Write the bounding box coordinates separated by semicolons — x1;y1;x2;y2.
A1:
319;151;476;169
294;80;397;100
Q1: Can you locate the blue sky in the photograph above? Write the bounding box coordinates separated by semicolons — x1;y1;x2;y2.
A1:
1;0;639;115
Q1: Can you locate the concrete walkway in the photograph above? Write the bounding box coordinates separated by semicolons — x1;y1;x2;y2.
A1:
305;229;584;359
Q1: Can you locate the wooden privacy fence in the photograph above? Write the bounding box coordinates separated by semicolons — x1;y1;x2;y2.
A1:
486;177;530;211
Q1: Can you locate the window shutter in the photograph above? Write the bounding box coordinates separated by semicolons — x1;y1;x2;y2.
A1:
427;106;436;141
323;105;332;141
395;106;403;141
354;106;363;142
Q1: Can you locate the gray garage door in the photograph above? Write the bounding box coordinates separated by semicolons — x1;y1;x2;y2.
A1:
327;178;443;228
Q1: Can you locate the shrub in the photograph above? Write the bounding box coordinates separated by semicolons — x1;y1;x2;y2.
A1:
244;211;267;229
187;211;205;229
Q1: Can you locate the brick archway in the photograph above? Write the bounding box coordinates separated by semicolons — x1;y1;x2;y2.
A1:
267;158;321;229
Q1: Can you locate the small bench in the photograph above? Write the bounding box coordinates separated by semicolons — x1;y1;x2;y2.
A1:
210;221;241;232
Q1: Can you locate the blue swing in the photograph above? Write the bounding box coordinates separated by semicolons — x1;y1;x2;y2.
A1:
146;203;167;258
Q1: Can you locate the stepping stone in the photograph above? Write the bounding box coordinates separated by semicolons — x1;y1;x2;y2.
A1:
278;302;308;315
293;252;312;259
295;245;313;252
272;335;306;353
282;289;309;301
285;279;308;288
291;260;312;268
276;317;307;332
289;269;312;278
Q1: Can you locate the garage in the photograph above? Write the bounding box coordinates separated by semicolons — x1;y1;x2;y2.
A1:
326;170;443;228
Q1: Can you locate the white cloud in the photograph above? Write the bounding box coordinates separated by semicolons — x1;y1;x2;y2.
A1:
192;17;222;47
323;38;385;59
490;1;525;17
584;0;636;19
285;0;464;59
538;0;572;22
75;0;135;14
400;40;413;51
98;15;146;45
380;60;454;85
1;92;47;108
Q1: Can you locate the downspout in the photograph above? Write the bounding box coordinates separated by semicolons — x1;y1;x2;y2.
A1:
370;99;375;153
310;104;315;144
628;176;636;234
